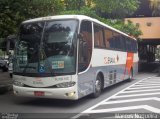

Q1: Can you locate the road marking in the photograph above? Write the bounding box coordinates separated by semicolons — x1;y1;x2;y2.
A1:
121;89;160;94
84;105;160;113
83;77;151;111
133;84;160;87
100;97;160;105
112;92;160;99
72;76;156;119
142;80;160;82
128;86;160;90
135;82;160;85
138;81;160;83
85;105;160;113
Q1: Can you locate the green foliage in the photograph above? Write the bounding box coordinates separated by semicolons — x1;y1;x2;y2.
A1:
0;0;64;38
104;19;142;38
60;6;142;38
60;0;141;38
120;20;142;38
93;0;140;18
60;7;97;18
149;0;160;16
63;0;86;10
25;0;64;18
0;0;142;39
0;0;22;38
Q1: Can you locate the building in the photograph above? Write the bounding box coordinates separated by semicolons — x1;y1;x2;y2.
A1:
126;0;160;62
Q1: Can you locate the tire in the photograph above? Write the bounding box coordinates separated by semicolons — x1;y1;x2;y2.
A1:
2;65;8;72
91;75;102;98
128;68;133;82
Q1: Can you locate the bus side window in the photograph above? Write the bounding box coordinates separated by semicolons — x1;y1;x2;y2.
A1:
131;39;137;53
134;40;138;53
126;38;132;52
109;32;116;50
78;20;92;72
94;24;105;48
104;28;112;49
114;33;121;50
121;36;126;51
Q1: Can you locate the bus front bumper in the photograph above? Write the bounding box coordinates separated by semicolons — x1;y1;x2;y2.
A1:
13;85;78;100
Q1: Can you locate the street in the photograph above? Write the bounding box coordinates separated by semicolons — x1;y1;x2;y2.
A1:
0;72;159;118
1;0;160;119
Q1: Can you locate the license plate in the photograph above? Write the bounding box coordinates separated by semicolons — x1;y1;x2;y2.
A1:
34;91;44;96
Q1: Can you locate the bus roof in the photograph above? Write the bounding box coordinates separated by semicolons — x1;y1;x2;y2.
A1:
23;15;136;41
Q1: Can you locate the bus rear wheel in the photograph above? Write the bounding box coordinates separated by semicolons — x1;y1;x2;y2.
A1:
91;75;102;98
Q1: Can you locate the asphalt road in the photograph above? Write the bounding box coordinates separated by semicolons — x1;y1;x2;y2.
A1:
0;72;159;119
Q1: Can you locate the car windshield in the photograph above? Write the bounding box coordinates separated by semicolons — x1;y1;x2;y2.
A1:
14;19;78;77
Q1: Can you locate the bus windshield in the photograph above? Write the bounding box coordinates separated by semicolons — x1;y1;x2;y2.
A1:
14;20;78;76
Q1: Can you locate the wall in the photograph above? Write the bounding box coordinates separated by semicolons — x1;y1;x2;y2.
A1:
125;17;160;39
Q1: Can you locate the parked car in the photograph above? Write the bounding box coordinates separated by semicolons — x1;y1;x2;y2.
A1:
0;57;8;72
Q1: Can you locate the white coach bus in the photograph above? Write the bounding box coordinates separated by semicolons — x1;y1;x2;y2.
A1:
13;15;138;100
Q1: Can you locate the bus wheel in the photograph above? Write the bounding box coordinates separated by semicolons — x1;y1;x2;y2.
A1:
128;68;133;82
91;75;102;98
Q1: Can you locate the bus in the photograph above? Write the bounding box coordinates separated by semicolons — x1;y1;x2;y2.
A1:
13;15;138;100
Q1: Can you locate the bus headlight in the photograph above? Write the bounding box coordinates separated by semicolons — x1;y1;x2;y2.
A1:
56;82;76;88
13;81;24;87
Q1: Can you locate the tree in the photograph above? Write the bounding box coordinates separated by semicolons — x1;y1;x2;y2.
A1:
0;0;142;39
0;0;64;38
93;0;140;18
0;0;22;38
25;0;64;18
60;0;142;38
62;0;86;10
149;0;160;16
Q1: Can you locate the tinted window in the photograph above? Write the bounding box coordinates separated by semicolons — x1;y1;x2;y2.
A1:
126;38;131;52
132;40;138;53
14;20;78;76
114;32;121;50
125;38;138;52
104;28;113;48
110;32;117;49
120;36;126;51
78;20;92;72
94;24;105;48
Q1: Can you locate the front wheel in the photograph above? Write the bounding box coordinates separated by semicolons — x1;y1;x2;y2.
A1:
91;75;102;98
